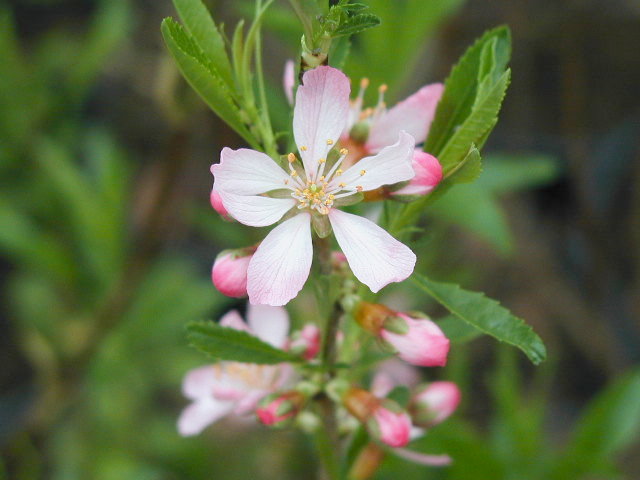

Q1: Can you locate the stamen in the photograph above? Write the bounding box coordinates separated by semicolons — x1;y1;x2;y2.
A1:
326;139;334;145
360;169;366;176
288;153;296;163
300;145;307;151
336;169;343;176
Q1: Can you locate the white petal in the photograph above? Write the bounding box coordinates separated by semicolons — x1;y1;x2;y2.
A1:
367;83;444;152
217;190;296;227
219;310;251;333
293;66;350;175
247;213;313;306
283;60;295;106
182;365;218;400
213;147;290;195
246;304;290;349
335;131;415;191
177;398;234;436
329;209;415;292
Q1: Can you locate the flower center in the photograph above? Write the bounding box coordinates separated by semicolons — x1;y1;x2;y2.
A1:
285;146;364;216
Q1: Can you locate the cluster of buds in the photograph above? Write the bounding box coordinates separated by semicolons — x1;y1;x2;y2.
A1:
356;302;450;367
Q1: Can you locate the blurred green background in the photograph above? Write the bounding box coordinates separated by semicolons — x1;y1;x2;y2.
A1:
1;0;639;478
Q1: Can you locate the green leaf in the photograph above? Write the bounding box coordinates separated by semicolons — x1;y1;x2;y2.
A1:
437;315;482;344
425;26;511;157
333;13;380;37
553;368;640;478
172;0;234;87
161;18;257;147
187;321;302;364
438;68;510;173
446;144;482;184
412;273;546;364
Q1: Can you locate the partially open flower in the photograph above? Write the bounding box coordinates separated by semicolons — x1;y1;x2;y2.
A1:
256;391;306;427
343;387;411;448
355;302;450;367
211;247;256;298
411;381;461;428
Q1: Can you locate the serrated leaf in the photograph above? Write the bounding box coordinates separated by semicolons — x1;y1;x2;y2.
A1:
437;315;482;344
412;273;546;364
172;0;233;87
438;68;511;173
447;145;482;184
425;26;511;157
333;13;380;37
161;18;257;147
187;321;301;364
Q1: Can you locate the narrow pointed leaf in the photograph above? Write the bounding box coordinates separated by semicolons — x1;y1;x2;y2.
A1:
187;321;302;364
412;273;546;364
161;18;257;147
172;0;234;87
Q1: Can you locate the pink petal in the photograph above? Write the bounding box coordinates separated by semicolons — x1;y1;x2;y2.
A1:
381;316;450;367
367;83;444;152
211;253;251;298
372;407;411;447
247;213;313;306
371;359;420;398
293;66;351;175
246;304;290;349
392;448;452;466
182;365;219;400
283;60;295;106
219;310;251;333
212;147;290;196
328;210;416;293
335;131;415;191
392;150;443;196
177;398;234;436
216;190;296;227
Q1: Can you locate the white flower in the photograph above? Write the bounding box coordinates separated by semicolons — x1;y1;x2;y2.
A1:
212;66;417;306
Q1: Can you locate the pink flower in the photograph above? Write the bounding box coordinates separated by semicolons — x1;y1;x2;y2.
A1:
369;406;412;448
391;150;443;197
210;189;231;220
289;324;321;360
380;314;450;367
211;247;256;298
212;66;416;306
341;79;443;165
256;391;305;426
412;381;461;428
177;305;294;436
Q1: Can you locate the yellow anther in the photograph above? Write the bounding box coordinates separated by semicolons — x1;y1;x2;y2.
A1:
379;84;388;93
360;169;366;176
326;139;334;145
339;182;346;188
319;176;325;181
300;145;307;151
288;152;296;163
336;169;343;176
340;148;349;156
291;170;298;177
360;78;369;89
356;185;363;192
318;158;326;164
328;194;335;200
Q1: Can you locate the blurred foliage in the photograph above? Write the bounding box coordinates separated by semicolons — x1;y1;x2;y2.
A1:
0;0;638;479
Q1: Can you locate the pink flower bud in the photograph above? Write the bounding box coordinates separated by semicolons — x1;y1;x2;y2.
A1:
380;314;450;367
412;381;461;428
391;150;442;197
256;392;304;427
211;248;255;298
210;189;232;220
369;405;412;448
290;324;321;360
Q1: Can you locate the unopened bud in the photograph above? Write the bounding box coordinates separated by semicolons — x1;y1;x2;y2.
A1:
391;150;442;198
289;324;321;360
411;381;461;428
256;391;305;427
348;443;385;480
380;313;450;367
211;247;256;298
210;189;232;220
355;302;396;334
